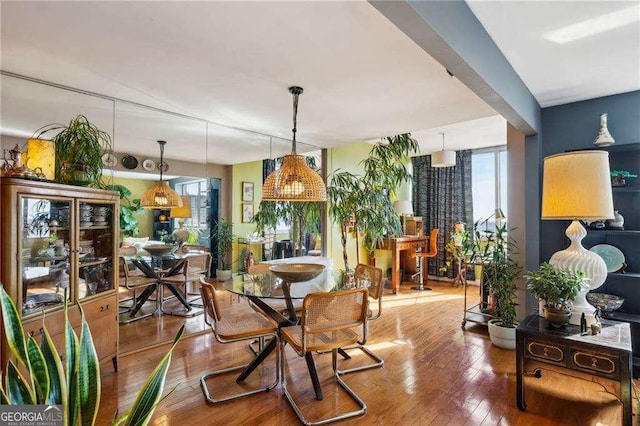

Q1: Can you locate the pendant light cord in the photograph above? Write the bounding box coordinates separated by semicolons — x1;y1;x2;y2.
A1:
158;140;166;182
289;86;303;155
440;132;445;150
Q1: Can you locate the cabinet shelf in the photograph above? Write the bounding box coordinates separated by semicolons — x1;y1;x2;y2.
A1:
79;258;111;268
612;187;640;193
609;272;640;279
587;229;640;235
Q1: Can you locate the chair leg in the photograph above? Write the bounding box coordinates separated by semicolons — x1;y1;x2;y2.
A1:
201;335;279;404
336;344;384;375
281;345;367;425
118;288;157;324
411;256;432;291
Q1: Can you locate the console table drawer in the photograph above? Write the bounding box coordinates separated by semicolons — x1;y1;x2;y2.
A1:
572;350;619;379
525;339;566;364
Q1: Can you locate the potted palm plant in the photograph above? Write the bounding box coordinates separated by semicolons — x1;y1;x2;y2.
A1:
525;262;586;328
35;114;113;186
214;219;235;281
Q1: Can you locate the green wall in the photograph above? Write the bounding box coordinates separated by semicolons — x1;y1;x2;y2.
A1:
108;177;155;239
231;160;263;271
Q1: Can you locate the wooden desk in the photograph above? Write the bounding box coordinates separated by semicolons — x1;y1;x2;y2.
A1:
382;236;428;294
516;313;632;425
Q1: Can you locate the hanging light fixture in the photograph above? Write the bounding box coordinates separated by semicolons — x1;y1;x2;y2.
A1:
140;140;183;208
262;86;327;202
431;132;456;168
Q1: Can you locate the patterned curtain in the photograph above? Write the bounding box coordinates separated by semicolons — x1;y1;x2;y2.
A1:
412;150;473;278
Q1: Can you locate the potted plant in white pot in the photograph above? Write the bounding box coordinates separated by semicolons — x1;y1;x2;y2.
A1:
214;218;235;281
525;262;586;328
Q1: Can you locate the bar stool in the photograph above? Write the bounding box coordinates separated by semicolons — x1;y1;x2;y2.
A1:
409;228;438;291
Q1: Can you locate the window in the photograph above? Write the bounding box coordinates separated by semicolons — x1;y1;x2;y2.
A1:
472;146;507;229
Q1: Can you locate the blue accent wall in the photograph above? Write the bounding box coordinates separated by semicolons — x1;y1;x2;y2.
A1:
538;90;640;263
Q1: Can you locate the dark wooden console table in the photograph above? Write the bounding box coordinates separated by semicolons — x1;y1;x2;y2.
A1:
516;314;632;425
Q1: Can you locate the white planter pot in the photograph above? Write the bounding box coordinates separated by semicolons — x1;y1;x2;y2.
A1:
216;269;232;282
488;319;518;350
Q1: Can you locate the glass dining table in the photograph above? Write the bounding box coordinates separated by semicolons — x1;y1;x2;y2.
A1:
222;265;333;400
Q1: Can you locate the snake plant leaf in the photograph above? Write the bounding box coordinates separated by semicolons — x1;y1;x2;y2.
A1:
41;326;66;406
115;324;185;426
26;336;49;404
65;307;80;426
6;360;35;405
0;381;9;404
78;307;100;426
0;287;29;368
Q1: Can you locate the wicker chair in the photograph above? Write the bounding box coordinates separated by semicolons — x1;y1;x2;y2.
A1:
199;279;279;403
118;256;159;324
337;264;385;375
280;288;369;425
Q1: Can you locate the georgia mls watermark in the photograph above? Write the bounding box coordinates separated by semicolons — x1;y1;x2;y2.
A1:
0;405;63;426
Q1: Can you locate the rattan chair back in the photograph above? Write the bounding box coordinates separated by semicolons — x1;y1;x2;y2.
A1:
354;264;383;320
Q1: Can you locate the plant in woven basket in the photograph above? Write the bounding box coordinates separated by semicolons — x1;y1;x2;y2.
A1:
35;115;113;186
0;286;184;425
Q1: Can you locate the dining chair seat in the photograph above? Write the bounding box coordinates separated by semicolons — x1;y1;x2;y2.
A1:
199;278;279;404
280;288;369;425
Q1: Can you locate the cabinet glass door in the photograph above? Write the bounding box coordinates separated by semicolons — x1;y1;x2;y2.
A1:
21;196;72;316
77;201;116;299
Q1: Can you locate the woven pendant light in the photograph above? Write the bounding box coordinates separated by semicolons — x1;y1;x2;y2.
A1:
141;140;183;208
262;86;327;202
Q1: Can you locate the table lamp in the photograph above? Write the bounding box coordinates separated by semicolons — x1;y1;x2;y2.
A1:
541;150;614;325
393;200;413;235
171;196;192;244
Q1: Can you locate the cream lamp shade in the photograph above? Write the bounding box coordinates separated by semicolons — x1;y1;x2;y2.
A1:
393;200;413;216
541;150;614;326
542;150;614;220
262;86;327;202
431;150;456;168
431;132;456;168
26;138;55;180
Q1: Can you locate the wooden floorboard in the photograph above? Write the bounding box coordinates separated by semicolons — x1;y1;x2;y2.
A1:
101;282;636;425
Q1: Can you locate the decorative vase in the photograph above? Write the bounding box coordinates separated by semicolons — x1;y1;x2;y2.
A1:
607;210;624;229
593;113;615;147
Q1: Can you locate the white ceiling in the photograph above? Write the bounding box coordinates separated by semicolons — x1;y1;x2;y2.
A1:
1;1;638;166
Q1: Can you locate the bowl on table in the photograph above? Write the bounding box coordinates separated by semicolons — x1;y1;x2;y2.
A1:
143;244;178;258
269;263;325;283
586;293;625;312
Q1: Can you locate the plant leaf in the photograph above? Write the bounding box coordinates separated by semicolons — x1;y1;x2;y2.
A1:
6;360;34;404
77;306;100;426
41;326;66;406
66;303;80;426
27;336;49;404
0;287;29;367
117;325;184;426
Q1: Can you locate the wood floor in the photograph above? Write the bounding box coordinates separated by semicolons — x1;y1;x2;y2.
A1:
102;282;636;425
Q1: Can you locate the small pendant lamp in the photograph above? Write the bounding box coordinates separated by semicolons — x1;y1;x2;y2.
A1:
141;140;183;208
431;132;456;168
262;86;327;202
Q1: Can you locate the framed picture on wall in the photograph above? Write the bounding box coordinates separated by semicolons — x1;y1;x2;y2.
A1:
242;203;254;223
242;181;254;202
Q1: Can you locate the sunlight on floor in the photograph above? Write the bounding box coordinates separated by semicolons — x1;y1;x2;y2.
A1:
383;293;463;309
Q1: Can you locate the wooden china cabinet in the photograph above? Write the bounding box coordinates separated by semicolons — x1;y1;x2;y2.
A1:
0;178;119;370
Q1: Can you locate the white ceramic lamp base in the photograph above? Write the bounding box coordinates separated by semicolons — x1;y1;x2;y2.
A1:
549;220;607;326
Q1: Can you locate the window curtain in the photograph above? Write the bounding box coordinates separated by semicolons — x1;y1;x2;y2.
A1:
412;150;473;279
